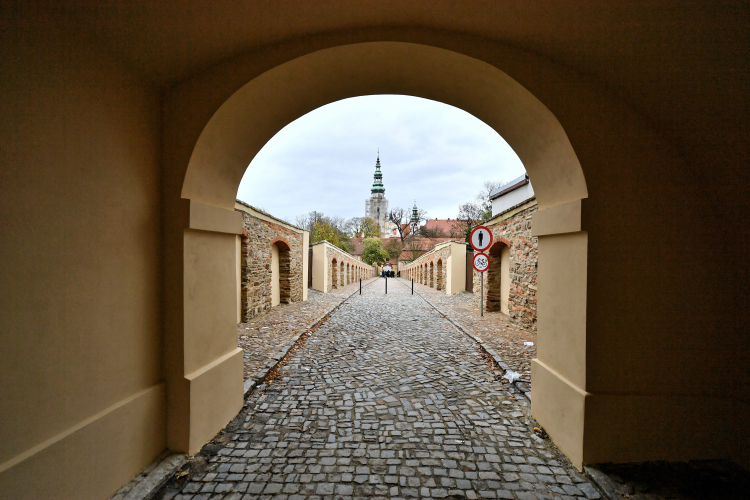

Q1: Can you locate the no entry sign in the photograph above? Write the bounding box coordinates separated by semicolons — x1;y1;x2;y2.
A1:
473;252;490;273
470;225;492;252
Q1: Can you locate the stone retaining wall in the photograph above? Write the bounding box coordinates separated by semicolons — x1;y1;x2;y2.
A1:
237;202;306;321
310;241;376;292
401;241;467;294
473;201;538;331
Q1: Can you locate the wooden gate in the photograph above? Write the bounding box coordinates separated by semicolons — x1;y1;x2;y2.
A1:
308;248;313;287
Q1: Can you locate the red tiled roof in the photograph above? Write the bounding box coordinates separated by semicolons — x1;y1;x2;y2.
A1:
349;237;365;256
348;235;456;260
421;219;455;236
397;237;455;261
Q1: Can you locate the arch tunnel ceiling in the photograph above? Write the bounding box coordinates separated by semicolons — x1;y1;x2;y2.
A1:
28;1;748;190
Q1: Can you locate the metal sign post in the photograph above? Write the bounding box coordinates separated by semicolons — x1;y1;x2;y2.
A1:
481;272;484;317
473;253;490;316
470;228;492;317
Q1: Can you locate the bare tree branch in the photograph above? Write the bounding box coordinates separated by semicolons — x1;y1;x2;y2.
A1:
387;208;408;243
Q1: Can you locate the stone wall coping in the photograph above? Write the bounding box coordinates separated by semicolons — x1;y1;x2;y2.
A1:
401;240;464;269
485;198;538;226
235;199;306;234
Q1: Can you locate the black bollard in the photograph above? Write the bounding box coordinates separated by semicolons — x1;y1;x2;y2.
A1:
412;278;414;295
360;278;361;295
385;276;387;294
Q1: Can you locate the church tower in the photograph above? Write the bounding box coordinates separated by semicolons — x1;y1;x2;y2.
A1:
364;150;389;236
410;200;420;235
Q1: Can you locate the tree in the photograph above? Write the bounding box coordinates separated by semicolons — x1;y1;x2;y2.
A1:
295;210;326;233
451;201;486;242
420;225;446;238
476;180;505;221
328;215;348;234
312;220;339;246
388;207;429;242
450;180;506;242
338;239;354;254
298;211;354;252
361;238;389;266
402;236;428;262
347;217;380;238
383;238;404;261
387;208;409;242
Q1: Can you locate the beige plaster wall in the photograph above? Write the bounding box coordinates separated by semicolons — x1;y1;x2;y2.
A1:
311;243;329;292
302;232;310;301
2;9;746;499
166;38;748;469
321;242;375;291
445;256;453;292
447;243;467;295
402;241;466;295
0;24;165;498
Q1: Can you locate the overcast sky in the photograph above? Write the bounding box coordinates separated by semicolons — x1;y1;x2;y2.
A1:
237;95;525;222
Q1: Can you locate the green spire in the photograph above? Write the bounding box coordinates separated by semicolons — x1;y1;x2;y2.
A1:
411;200;419;223
371;149;385;194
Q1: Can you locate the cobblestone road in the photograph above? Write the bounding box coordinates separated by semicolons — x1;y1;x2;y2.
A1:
239;281;373;380
169;278;600;500
406;281;536;385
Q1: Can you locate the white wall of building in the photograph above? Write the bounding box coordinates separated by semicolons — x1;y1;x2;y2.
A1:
491;178;535;216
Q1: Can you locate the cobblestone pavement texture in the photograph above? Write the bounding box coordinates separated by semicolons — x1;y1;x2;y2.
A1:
405;280;536;384
238;280;374;379
166;278;601;500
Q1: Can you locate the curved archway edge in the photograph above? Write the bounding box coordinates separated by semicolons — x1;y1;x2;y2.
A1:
174;41;590;467
182;42;587;211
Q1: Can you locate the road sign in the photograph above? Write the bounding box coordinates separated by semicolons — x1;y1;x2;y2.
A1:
470;226;492;252
473;252;490;273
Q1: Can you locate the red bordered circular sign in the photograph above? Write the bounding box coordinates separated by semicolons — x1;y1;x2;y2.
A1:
470;225;492;252
473;252;490;273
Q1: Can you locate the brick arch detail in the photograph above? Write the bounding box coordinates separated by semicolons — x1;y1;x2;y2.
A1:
270;236;291;251
489;237;511;253
486;238;511;313
436;259;444;291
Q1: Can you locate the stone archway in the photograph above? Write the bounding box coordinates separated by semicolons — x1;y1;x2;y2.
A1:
429;261;435;288
172;42;589;465
436;259;444;291
486;241;510;313
331;258;338;290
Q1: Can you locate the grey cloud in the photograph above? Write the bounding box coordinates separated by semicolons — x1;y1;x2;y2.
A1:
236;95;525;221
